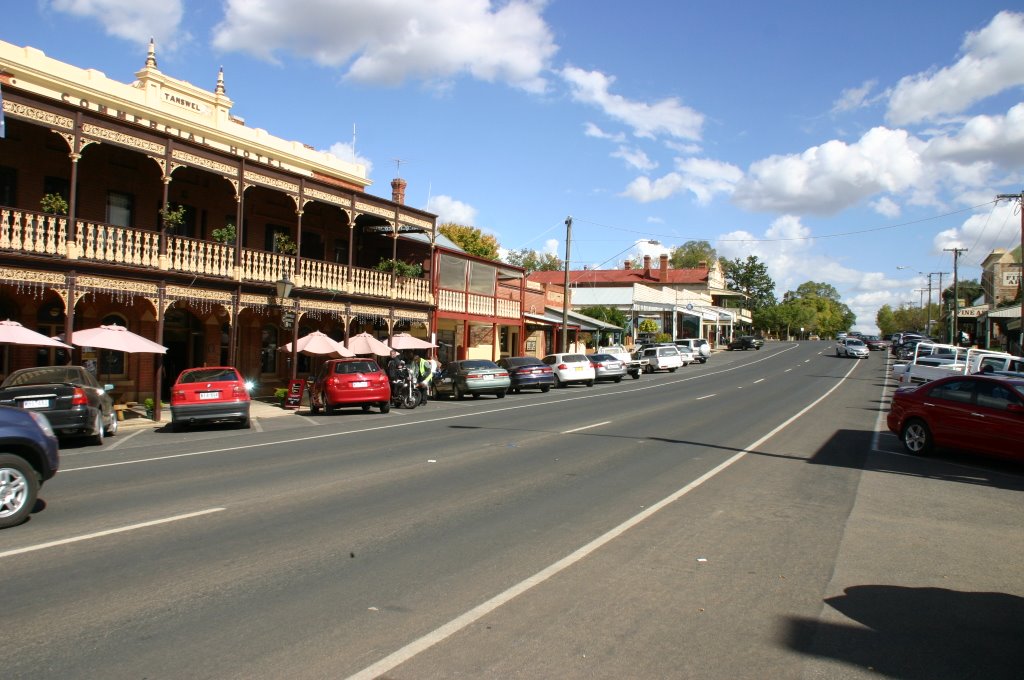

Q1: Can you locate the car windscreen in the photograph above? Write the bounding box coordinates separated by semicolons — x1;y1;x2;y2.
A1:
178;368;240;383
332;361;380;374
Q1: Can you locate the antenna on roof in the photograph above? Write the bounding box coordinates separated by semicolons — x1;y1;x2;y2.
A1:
393;158;406;177
352;124;356;156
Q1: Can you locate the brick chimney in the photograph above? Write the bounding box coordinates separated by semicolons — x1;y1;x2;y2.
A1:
391;177;407;205
624;260;633;270
643;254;652;276
659;253;669;282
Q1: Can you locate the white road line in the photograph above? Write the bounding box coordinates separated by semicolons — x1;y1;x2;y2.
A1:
784;368;792;372
63;345;803;473
561;421;610;434
0;508;225;559
753;378;765;384
251;417;263;433
345;357;863;680
103;428;144;451
696;394;716;400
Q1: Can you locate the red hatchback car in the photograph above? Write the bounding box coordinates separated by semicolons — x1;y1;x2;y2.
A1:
310;358;391;414
169;366;251;429
887;374;1024;460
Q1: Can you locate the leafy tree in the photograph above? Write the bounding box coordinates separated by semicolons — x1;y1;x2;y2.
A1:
772;280;854;338
579;305;627;329
638;319;658;334
505;248;563;274
439;223;500;260
941;278;984;307
669;240;717;269
723;255;777;311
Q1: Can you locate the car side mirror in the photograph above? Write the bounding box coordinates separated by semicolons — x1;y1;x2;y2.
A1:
104;384;115;391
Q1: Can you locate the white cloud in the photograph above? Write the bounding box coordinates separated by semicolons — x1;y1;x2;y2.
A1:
543;238;559;255
583;122;625;143
733;127;924;215
923;102;1024;168
832;79;879;114
611;146;657;171
50;0;184;48
887;11;1024;125
560;66;704;140
212;0;557;92
324;141;373;175
870;197;901;218
931;202;1021;260
426;194;478;225
621;158;741;204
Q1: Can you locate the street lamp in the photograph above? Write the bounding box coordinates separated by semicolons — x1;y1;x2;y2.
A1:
275;273;299;379
276;272;294;300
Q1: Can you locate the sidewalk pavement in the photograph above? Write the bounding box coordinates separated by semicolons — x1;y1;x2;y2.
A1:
117;398;302;430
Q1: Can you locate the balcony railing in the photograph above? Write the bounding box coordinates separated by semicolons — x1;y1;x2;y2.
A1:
438;288;521;320
1;207;431;304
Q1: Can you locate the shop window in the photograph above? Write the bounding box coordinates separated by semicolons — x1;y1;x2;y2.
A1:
0;166;16;207
300;231;323;260
438;253;467;290
469;261;496;296
260;325;278;374
35;302;68;368
43;176;70;204
333;238;348;264
265;224;292;253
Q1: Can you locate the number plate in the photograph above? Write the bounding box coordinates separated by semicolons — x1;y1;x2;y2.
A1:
574;366;583;371
481;374;493;380
199;392;219;400
22;399;50;409
351;381;368;388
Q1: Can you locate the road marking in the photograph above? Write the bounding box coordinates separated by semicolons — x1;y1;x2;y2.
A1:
103;428;144;451
696;394;716;400
754;378;765;384
784;368;792;372
63;345;803;473
251;417;263;433
345;357;862;680
0;508;225;559
561;421;610;434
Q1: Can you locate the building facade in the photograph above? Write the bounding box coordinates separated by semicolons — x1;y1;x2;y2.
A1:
1;40;445;401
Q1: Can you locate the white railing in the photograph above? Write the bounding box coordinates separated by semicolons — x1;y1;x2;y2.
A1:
1;208;68;256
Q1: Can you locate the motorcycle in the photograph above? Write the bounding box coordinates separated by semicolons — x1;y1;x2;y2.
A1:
390;364;421;409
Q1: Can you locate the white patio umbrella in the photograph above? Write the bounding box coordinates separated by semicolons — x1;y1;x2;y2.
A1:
0;319;72;348
346;332;393;356
389;332;436;350
281;331;355;357
70;324;167;353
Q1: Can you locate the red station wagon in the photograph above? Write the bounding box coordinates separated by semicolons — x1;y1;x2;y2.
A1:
310;358;391;414
887;374;1024;460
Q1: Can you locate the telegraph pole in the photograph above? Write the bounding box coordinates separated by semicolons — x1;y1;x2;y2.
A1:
944;248;967;344
561;216;573;353
995;190;1023;353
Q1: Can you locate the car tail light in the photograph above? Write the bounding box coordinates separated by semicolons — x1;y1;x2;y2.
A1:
593;362;604;369
497;371;508;377
171;389;186;402
466;373;482;379
328;376;341;387
557;363;568;370
231;384;246;398
71;387;88;405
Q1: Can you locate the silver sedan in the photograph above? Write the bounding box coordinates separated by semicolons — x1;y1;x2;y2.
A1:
589;353;628;382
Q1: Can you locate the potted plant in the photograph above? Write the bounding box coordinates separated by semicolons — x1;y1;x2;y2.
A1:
273;232;297;254
274;387;288;407
211;222;236;244
39;193;68;215
375;258;423;278
143;397;155;419
160;204;187;234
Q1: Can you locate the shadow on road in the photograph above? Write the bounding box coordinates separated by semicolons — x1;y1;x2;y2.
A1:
785;585;1024;679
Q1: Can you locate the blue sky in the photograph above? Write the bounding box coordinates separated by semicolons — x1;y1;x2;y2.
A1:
4;1;1024;333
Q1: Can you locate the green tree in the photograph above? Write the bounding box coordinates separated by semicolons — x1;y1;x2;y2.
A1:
669;240;717;269
723;255;777;311
579;305;627;329
941;278;984;307
775;281;855;338
439;223;501;260
505;248;563;274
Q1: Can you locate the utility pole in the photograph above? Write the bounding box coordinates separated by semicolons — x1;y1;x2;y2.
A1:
561;216;573;353
944;248;967;344
995;190;1023;353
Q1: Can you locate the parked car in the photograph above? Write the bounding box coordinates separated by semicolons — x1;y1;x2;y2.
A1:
0;405;60;529
0;365;116;445
597;345;643;379
310;358;391;414
435;360;510;399
887;374;1024;460
498;356;554;394
588;353;628;382
862;335;888;351
542;353;596;387
635;345;684;373
727;336;764;351
836;337;870;358
169;366;251;429
674;338;710;363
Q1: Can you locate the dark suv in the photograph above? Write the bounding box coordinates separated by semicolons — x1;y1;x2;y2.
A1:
0;405;60;529
727;335;764;351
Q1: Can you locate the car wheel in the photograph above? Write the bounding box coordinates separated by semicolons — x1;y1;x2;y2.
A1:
105;411;118;437
669;367;677;373
901;419;933;455
91;412;105;446
325;401;335;414
472;392;480;399
0;454;38;530
496;391;505;399
454;384;465;400
540;385;551;392
554;375;564;388
614;377;622;383
361;404;372;412
379;401;391;413
644;364;653;374
586;380;594;387
310;397;321;414
631;372;640;380
238;417;250;429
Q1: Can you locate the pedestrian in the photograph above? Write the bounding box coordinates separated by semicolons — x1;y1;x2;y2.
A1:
414;354;433;404
386;349;402;380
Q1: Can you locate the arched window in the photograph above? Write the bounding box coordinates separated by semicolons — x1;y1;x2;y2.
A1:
35;302;69;368
260;325;278;374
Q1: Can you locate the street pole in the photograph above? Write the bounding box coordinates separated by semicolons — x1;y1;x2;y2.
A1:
561;216;573;353
944;248;966;344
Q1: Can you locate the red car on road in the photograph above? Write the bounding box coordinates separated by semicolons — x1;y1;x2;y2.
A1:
310;358;391;414
887;374;1024;460
170;366;251;429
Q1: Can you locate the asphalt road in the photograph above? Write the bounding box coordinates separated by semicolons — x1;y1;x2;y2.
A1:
2;342;1021;679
